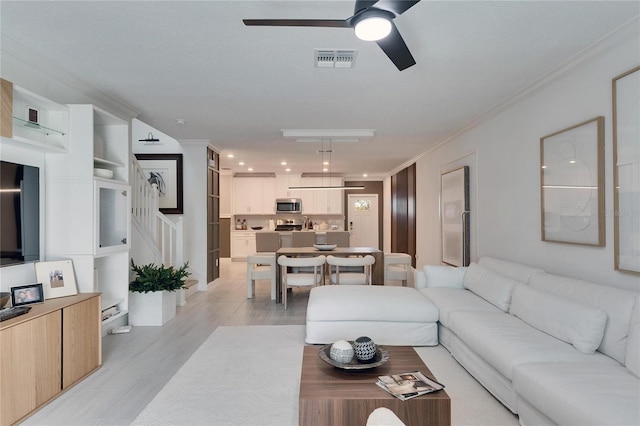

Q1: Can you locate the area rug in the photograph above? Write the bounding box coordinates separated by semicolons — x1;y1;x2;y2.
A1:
132;325;518;426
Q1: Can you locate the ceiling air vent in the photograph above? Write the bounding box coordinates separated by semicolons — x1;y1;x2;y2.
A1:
314;49;357;68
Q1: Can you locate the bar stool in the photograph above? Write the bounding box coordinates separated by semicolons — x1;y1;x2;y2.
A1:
247;253;277;300
384;253;412;286
255;232;281;252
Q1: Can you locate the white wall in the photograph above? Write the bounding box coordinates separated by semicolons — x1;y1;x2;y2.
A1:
415;24;639;291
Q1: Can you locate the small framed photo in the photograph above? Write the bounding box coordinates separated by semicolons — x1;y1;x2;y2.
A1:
35;259;78;299
11;283;45;307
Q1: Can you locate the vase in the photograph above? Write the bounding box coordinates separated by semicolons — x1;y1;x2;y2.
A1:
128;290;177;326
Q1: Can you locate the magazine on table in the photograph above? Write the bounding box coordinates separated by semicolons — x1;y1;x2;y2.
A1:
376;370;445;401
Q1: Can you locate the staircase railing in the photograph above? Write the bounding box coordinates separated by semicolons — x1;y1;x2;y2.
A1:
131;156;184;268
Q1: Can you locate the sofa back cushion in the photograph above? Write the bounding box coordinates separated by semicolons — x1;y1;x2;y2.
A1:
510;284;607;354
529;272;637;363
625;296;640;377
421;265;466;289
478;257;544;284
463;262;517;312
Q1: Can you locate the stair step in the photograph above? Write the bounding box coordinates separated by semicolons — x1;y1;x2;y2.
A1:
184;279;198;289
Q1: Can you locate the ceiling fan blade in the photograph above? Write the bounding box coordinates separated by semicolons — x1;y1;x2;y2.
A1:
372;0;420;16
375;22;416;71
243;19;351;28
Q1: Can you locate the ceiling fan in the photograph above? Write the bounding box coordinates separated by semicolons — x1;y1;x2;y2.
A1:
243;0;420;71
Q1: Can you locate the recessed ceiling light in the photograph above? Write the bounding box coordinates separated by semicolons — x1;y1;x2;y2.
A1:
281;161;287;165
248;167;253;171
238;161;245;166
323;167;329;172
323;161;329;166
363;173;368;177
227;154;234;158
285;168;291;172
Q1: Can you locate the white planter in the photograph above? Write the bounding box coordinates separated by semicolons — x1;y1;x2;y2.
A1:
128;290;177;326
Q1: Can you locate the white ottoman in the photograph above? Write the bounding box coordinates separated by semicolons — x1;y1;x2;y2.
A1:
305;285;439;346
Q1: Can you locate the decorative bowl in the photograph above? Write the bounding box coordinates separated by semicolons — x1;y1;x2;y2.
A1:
318;342;389;370
313;243;337;251
251;226;263;230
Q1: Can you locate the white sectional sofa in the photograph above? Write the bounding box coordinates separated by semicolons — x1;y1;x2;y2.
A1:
414;257;640;426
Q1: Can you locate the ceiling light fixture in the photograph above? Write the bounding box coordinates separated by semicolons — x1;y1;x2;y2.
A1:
282;129;375;142
354;15;392;41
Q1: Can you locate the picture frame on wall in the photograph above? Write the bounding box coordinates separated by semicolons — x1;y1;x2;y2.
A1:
612;66;640;274
135;154;184;214
10;283;44;307
35;259;78;299
441;166;470;267
540;116;604;246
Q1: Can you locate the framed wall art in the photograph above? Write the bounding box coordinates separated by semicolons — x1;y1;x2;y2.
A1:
441;166;470;267
540;116;604;246
10;283;44;306
35;259;78;299
135;154;184;214
612;65;640;274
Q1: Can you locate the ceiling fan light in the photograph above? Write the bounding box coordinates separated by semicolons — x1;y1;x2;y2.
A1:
354;17;392;41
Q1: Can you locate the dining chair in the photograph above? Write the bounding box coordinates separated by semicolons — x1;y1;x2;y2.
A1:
325;231;350;247
277;254;326;309
247;253;277;300
326;254;375;285
255;231;281;252
384;252;412;286
291;231;316;247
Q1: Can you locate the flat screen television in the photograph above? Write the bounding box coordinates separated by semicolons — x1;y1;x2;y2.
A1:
0;160;40;266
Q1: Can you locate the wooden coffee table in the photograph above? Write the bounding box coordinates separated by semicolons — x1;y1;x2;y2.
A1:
299;346;450;426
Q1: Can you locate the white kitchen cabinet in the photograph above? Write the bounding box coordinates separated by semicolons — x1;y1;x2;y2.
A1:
275;174;301;199
233;177;276;214
300;177;343;214
231;232;256;260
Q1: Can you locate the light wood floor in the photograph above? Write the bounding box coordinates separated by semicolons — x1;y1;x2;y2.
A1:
22;259;311;426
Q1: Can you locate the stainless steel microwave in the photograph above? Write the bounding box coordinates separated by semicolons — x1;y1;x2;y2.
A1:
275;198;302;214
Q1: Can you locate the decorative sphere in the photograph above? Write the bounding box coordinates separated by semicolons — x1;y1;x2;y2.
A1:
354;336;377;361
329;340;354;363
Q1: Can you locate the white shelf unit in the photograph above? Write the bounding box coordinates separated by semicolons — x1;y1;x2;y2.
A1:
45;104;131;332
5;85;69;153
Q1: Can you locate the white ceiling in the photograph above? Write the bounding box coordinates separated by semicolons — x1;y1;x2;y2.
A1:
1;1;638;177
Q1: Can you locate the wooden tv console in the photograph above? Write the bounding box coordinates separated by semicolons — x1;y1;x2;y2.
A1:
0;293;102;426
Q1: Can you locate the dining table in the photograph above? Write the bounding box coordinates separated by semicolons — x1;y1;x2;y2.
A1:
274;247;384;303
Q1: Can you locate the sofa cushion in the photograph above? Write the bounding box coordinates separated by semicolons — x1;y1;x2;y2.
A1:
422;265;466;289
419;287;501;327
478;257;544;284
509;284;607;354
529;272;637;363
463;262;517;312
626;296;640;377
448;311;619;380
513;362;640;426
306;285;438;323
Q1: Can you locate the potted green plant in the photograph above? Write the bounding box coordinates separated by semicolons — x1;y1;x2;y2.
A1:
128;260;190;326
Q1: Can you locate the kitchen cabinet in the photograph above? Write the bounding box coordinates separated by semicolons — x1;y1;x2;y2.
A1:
0;294;101;426
233;177;275;214
275;174;301;199
300;177;343;214
231;231;256;260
